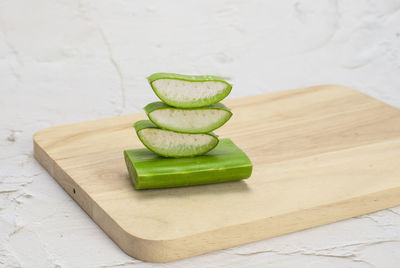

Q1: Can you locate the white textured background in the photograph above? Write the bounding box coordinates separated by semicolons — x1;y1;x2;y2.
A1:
1;0;400;267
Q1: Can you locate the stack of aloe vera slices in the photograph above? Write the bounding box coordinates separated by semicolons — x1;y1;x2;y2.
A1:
124;73;252;189
135;73;233;157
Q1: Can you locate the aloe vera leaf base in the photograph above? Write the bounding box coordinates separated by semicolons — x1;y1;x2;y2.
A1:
124;138;252;189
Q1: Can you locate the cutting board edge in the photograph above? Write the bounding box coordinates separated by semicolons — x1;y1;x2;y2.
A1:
34;136;400;262
149;186;400;262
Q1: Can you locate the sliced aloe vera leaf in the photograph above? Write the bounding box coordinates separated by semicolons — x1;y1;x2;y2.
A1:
147;73;232;108
144;101;232;134
124;138;252;189
134;120;218;157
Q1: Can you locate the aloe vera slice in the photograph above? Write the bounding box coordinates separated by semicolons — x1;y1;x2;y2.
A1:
134;120;218;157
147;73;232;108
144;102;232;134
124;138;252;189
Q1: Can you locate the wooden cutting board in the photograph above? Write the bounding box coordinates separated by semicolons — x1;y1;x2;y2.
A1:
34;85;400;262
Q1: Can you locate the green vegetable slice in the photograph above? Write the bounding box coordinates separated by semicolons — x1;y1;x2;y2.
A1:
134;120;218;157
147;73;232;108
124;138;253;189
144;101;232;134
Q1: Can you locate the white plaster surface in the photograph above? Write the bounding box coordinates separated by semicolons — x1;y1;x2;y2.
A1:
1;0;400;267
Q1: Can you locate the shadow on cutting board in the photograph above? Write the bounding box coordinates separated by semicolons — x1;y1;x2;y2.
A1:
129;178;251;200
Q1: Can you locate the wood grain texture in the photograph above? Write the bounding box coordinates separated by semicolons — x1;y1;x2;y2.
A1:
33;85;400;262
